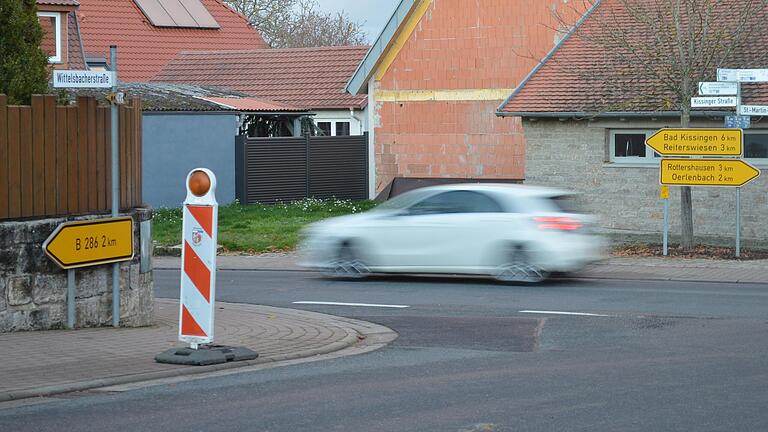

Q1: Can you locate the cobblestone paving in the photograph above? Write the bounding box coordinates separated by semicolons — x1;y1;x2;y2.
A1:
0;299;366;401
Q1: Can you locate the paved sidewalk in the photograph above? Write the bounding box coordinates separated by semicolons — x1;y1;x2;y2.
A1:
155;253;768;284
0;299;395;402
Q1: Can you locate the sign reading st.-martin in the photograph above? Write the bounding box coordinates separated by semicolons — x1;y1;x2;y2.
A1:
740;105;768;116
718;68;768;83
690;96;738;108
645;128;742;156
660;158;760;187
698;82;738;96
53;70;116;88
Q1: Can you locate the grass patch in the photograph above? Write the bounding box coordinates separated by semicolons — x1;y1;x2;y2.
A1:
153;198;377;254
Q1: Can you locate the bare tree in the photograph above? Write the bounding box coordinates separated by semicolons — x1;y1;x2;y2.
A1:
546;0;768;250
225;0;368;48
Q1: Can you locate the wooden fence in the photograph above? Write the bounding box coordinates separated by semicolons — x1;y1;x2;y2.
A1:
0;94;142;221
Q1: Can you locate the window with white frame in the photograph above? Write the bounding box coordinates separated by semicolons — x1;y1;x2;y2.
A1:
37;12;62;63
315;120;352;136
744;132;768;159
609;130;659;163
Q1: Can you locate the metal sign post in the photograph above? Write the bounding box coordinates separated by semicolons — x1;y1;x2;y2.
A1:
110;46;120;327
660;186;670;256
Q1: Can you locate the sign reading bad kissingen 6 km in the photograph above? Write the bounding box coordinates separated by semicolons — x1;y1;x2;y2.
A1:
645;128;742;156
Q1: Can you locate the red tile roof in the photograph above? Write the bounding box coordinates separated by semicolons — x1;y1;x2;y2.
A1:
499;0;768;116
75;0;268;82
151;46;370;110
200;97;307;112
66;11;87;70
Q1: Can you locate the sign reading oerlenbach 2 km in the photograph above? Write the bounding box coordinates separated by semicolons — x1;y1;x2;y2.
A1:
645;128;742;156
660;159;760;187
43;217;134;269
53;70;116;88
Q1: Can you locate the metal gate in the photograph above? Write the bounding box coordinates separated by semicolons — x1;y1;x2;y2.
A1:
235;134;368;204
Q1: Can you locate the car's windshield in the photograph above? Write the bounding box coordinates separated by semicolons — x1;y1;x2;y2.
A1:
371;189;436;212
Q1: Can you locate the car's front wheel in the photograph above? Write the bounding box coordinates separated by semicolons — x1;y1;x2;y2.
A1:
495;245;548;284
323;242;370;280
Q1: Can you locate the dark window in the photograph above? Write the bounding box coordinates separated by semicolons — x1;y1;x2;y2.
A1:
745;133;768;158
408;191;503;215
335;121;351;136
614;133;646;157
317;122;331;136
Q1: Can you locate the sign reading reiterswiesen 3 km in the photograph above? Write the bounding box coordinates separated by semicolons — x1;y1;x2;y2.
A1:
43;217;134;269
646;128;760;187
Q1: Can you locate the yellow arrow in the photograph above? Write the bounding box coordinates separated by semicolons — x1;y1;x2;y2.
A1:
660;158;760;187
646;128;742;156
43;217;134;269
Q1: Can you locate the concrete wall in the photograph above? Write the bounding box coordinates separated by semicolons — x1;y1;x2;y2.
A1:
523;119;768;240
0;209;154;332
371;0;579;193
143;113;238;208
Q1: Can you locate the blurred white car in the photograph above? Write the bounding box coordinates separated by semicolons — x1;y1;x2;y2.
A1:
299;184;606;283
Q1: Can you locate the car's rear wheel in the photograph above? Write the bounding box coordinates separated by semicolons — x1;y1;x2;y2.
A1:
324;242;369;279
495;245;547;284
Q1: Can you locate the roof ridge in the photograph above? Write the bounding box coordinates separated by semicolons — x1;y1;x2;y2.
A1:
178;45;369;56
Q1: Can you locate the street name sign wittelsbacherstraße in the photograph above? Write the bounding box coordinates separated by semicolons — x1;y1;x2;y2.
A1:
645;128;742;157
660;159;760;187
53;70;116;88
43;217;134;269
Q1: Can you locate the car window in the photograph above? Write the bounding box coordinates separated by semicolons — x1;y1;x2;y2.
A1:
408;191;503;215
372;189;436;212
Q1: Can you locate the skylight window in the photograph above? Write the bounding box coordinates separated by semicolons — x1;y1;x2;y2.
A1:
134;0;220;29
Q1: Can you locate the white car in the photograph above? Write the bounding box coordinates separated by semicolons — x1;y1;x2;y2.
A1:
299;184;606;283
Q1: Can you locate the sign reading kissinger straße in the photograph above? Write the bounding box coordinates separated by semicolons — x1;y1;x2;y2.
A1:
645;128;742;156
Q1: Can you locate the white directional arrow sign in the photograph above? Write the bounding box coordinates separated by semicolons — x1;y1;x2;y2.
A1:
698;82;738;95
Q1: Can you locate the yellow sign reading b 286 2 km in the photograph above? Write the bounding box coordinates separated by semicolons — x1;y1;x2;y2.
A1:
646;128;742;156
43;217;134;269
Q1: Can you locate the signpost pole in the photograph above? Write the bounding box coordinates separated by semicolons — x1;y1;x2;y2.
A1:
735;81;742;258
663;199;669;256
67;269;75;329
111;45;120;327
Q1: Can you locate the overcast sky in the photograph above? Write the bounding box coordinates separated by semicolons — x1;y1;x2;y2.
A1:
314;0;401;42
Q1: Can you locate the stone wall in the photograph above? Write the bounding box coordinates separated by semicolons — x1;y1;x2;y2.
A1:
0;209;154;332
523;119;768;241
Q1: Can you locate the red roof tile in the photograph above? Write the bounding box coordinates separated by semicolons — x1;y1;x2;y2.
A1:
151;46;369;110
500;0;768;115
76;0;268;82
200;97;306;112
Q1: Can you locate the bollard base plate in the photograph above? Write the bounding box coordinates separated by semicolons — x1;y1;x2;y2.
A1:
155;345;258;366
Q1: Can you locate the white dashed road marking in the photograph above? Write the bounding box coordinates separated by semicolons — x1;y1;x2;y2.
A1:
294;301;410;309
519;310;611;317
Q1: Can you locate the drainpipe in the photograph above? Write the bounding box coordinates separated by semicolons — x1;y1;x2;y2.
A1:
350;108;363;135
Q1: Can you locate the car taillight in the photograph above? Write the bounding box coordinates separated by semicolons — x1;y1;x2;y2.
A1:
533;216;583;231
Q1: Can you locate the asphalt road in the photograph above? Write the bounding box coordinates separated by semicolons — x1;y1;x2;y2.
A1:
2;270;768;431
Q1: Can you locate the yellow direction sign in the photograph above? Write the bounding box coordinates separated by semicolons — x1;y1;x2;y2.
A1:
660;158;760;187
43;217;134;269
646;128;742;156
